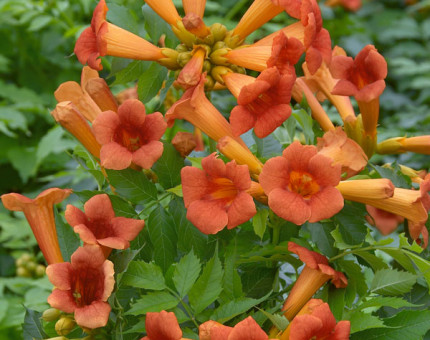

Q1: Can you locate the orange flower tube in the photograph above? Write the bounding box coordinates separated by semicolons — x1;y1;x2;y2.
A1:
377;136;430;155
1;188;72;264
336;178;395;201
225;46;272;72
252;22;305;47
182;0;206;18
282;243;348;321
176;47;206;89
144;0;182;27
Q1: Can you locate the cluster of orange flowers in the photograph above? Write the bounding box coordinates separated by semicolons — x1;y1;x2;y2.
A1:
2;0;430;338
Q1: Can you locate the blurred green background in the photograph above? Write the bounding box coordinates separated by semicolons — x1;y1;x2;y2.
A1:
0;0;429;337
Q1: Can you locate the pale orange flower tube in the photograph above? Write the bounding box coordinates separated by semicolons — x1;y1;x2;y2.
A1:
1;188;72;264
337;179;394;200
377;136;430;155
144;0;182;27
183;0;206;17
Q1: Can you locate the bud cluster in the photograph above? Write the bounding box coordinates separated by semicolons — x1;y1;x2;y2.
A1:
15;253;45;278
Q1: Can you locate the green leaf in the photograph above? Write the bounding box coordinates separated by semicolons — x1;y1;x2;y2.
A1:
138;62;168;103
404;251;430;292
308;222;336;258
348;311;386;334
253;133;283;159
27;15;52;31
22;307;47;340
370;269;417;296
399;233;423;253
338;260;367;307
106;3;138;34
292;108;314;144
153;142;185;189
54;209;80;262
335;203;367;245
252;209;269;240
371;163;411;189
106;169;158;205
111;248;141;274
173;250;201;298
355;251;389;272
328;286;345;321
122;261;166;290
126;291;179;315
357;296;420;311
112;60;150;85
350;310;430;340
142;4;179;48
147;205;177;273
380;248;416;273
210;293;271;324
36;126;74;164
222;241;243;301
7;147;38;183
257;309;289;331
189;250;224;314
109;195;138;218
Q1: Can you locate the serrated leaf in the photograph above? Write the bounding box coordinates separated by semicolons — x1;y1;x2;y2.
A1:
111;248;141;274
350;310;430;340
126;291;179;315
189;251;223;314
138;62;168;103
348;311;386;333
252;209;269;240
142;4;178;48
173;250;201;298
357;296;420;311
380;248;416;273
112;60;150;85
122;261;166;290
338;260;367;307
308;222;337;257
370;269;417;296
153;142;185;189
54;208;80;262
404;251;430;293
106;169;158;205
328;286;345;320
258;309;289;331
211;292;271;324
371;164;411;189
292;108;314;144
335;203;367;245
106;3;138;34
399;233;423;253
27;15;52;31
147;205;177;272
22;308;47;340
355;251;389;271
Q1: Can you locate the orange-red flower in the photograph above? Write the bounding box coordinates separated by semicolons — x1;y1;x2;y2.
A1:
301;0;332;74
408;175;430;248
266;32;304;75
377;136;430;155
366;205;404;236
283;242;347;320
74;0;164;70
181;153;256;234
259;141;344;225
272;0;302;18
1;188;72;265
46;245;115;329
200;316;275;340
92;99;167;170
65;194;144;257
140;310;183;340
316;127;368;178
325;0;361;11
224;67;295;138
331;45;387;103
281;299;350;340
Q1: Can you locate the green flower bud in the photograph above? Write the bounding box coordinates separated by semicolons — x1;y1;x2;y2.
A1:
211;66;233;84
210;48;230;66
35;264;46;277
55;316;76;336
17;267;31;277
211;23;227;42
42;308;61;322
177;51;192;67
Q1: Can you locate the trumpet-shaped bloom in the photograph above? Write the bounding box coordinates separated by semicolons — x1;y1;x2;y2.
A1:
65;194;144;256
266;32;304;75
183;0;206;18
272;0;301;18
317;127;368;178
301;0;332;74
259;141;344;225
325;0;361;11
74;0;164;70
225;67;295;138
46;245;115;329
92;99;167;170
1;188;72;264
283;243;347;320
377;136;430;155
408;175;430;248
181;153;256;234
172;131;197;157
330;45;387;103
281;299;350;340
140;311;182;340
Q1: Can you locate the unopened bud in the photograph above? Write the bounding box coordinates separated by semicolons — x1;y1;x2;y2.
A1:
159;48;180;70
212;41;226;51
55;316;76;336
224;32;243;48
25;261;37;272
230;64;246;74
203;60;212;73
204;75;215;90
42;308;61;322
211;66;233;84
211;23;227;42
17;267;31;277
172;132;197;157
35;264;46;277
176;44;189;53
177;51;192;67
183;13;210;38
210;48;230;66
20;253;32;263
172;20;196;47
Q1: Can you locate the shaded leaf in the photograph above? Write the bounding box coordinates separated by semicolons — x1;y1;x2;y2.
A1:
173;250;201;298
126;291;179;315
370;269;417;296
122;261;165;290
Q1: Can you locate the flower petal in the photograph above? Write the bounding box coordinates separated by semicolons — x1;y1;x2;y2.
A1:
47;289;76;314
268;188;311;225
227;192;256;229
46;262;73;290
308;187;344;223
186;200;228;234
100;142;132;170
74;301;111;329
132;140;164;169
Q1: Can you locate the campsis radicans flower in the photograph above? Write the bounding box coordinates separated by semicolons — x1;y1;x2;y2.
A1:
259;141;344;225
92;99;167;170
377;136;430;155
281;299;351;340
282;242;348;321
140;310;188;340
65;194;145;257
366;205;404;236
324;0;362;11
1;188;72;265
181;153;256;234
46;245;115;329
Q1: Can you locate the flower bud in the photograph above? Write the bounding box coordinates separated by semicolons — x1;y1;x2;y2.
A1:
176;44;189;53
204;75;215;90
211;23;227;42
211;66;233;84
224;32;242;48
25;261;37;272
17;267;31;277
210;48;230;66
42;308;62;322
177;51;192;67
203;60;212;73
159;48;180;70
55;316;76;336
212;41;226;51
35;264;46;277
171;21;196;47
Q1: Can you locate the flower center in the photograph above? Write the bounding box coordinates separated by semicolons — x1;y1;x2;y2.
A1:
209;177;238;205
288;171;320;199
72;269;104;307
114;127;143;152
